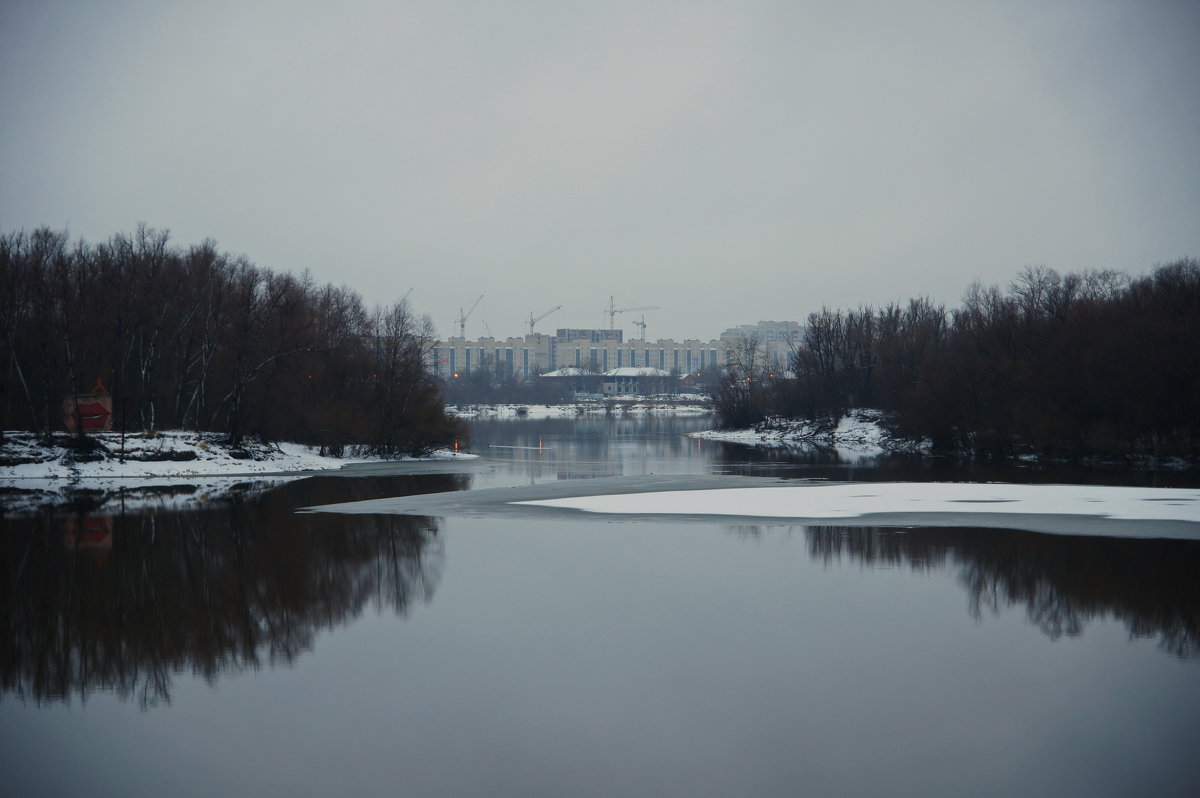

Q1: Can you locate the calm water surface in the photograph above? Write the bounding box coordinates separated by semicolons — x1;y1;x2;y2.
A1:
3;415;1199;797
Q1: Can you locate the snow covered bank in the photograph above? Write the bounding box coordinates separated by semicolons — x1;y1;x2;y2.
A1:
518;482;1200;525
691;410;925;457
449;401;713;420
0;430;475;481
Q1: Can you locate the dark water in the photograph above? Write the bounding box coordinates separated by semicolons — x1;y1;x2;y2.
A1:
2;416;1199;797
467;414;1200;488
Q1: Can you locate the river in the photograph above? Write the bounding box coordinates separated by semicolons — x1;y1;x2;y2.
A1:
2;414;1198;797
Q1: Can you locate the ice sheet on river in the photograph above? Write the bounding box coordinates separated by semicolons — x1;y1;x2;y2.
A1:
306;476;1200;540
521;482;1200;522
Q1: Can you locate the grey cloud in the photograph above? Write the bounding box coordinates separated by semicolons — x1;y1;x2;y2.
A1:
2;0;1197;340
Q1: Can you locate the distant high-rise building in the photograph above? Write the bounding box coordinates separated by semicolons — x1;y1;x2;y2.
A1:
555;328;623;344
429;322;800;379
719;320;803;346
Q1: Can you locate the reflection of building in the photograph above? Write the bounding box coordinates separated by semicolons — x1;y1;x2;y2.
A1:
63;515;114;566
556;459;624;479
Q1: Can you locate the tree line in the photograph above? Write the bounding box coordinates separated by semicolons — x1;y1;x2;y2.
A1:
0;226;465;455
716;259;1199;458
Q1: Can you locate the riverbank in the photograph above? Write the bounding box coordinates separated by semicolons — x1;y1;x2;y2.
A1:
690;410;927;456
693;411;1198;469
0;430;474;481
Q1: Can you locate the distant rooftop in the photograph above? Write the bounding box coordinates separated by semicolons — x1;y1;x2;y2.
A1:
541;367;592;377
603;367;672;378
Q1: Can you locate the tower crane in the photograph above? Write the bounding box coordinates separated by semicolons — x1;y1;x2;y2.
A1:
604;296;660;331
456;295;483;338
527;304;562;336
633;314;648;340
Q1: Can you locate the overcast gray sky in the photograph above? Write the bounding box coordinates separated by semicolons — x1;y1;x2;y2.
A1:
3;0;1197;340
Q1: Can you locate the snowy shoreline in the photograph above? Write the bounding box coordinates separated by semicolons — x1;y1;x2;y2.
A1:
0;430;475;481
0;430;477;515
689;410;925;457
691;411;1198;469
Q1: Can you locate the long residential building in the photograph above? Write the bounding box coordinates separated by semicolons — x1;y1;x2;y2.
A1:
428;324;799;380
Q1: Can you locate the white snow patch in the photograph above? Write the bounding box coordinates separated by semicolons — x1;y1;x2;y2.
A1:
449;402;712;420
517;482;1200;524
602;367;673;377
0;430;475;481
691;410;926;455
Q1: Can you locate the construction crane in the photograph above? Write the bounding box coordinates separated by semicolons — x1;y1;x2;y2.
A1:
633;314;648;340
526;304;562;336
604;296;660;331
456;295;483;338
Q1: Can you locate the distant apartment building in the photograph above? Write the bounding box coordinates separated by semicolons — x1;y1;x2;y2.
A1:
428;322;801;380
719;320;803;347
555;328;624;344
429;333;555;379
719;320;802;373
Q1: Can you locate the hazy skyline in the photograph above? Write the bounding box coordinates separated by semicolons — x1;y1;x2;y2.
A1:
3;0;1197;341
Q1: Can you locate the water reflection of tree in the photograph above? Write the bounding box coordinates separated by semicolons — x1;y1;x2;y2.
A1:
711;443;1200;487
806;526;1200;659
0;478;454;708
